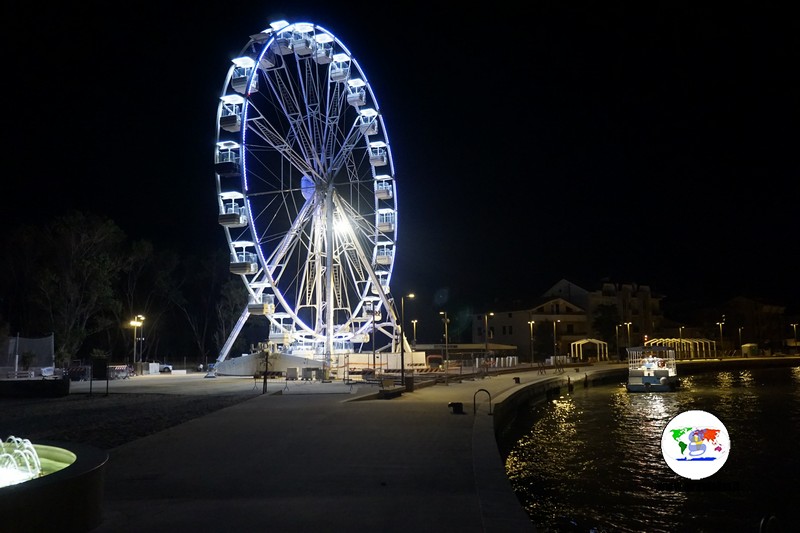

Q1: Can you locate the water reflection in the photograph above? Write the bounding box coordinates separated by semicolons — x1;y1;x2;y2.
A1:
503;367;800;532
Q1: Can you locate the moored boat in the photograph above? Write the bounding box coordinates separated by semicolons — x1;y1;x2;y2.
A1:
626;345;678;392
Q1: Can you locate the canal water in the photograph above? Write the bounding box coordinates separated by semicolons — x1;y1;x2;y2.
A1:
499;365;800;532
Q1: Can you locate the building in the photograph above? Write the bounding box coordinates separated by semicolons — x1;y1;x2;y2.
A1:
472;279;665;362
472;279;797;360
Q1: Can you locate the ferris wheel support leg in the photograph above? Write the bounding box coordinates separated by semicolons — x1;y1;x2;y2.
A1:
216;307;251;365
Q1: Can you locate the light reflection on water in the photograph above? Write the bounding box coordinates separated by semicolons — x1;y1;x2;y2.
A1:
502;366;800;532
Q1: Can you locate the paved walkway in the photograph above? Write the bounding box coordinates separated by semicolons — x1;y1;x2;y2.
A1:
70;362;626;533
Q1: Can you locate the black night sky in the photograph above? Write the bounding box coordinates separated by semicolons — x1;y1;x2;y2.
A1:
4;2;798;341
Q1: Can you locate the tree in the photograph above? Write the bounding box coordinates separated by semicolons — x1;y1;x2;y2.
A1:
592;304;621;351
214;276;249;355
33;212;125;365
19;350;35;370
117;240;182;362
170;250;230;364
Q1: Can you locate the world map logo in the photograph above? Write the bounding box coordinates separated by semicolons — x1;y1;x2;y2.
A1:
660;410;730;480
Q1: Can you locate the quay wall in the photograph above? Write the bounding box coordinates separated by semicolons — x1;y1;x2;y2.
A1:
677;356;800;375
491;356;800;440
491;366;626;436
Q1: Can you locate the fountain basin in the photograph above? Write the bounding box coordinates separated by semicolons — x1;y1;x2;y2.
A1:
0;441;108;533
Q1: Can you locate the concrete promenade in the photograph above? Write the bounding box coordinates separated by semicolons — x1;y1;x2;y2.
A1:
71;356;797;532
68;362;626;533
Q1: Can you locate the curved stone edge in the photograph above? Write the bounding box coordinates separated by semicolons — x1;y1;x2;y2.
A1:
0;441;109;533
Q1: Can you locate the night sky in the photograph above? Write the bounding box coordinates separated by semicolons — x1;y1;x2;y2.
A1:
5;2;798;341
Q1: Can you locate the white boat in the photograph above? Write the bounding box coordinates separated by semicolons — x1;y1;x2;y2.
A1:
626;346;679;392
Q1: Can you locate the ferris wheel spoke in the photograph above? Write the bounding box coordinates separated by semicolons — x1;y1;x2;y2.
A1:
246;114;320;181
256;58;320;169
294;58;330;176
319;84;346;173
261;198;314;280
326;121;367;180
331;194;387;300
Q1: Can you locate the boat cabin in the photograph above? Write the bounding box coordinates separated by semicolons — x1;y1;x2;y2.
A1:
626;345;678;392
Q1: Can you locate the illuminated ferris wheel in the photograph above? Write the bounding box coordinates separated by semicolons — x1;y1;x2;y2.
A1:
213;20;399;366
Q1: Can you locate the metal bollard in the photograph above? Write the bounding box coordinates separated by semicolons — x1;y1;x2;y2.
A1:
448;401;464;414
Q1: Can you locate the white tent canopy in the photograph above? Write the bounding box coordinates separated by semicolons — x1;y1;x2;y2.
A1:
570;338;609;361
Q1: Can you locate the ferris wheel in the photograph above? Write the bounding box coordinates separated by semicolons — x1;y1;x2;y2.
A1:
213;20;399;366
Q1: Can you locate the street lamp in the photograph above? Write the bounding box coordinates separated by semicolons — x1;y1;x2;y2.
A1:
400;293;415;387
411;320;418;347
129;315;145;364
439;311;449;383
129;319;139;365
483;312;494;356
137;315;145;363
528;320;535;366
716;317;725;356
553;319;561;361
371;304;377;373
679;326;684;340
738;326;743;353
624;322;632;349
791;324;798;353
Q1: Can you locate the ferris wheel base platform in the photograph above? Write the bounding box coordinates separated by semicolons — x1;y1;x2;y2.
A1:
213;352;327;377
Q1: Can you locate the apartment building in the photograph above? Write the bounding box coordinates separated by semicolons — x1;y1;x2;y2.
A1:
472;279;664;362
472;278;796;360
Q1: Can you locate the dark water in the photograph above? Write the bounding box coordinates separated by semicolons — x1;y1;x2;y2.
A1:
500;366;800;533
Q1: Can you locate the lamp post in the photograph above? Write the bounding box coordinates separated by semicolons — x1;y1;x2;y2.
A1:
482;312;494;376
400;293;415;388
716;317;725;356
528;320;535;366
372;304;377;373
411;320;418;348
679;326;684;340
553;319;561;361
129;318;140;365
439;311;449;384
129;315;145;365
624;322;632;349
137;315;145;363
483;312;494;356
791;324;798;353
738;326;743;354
